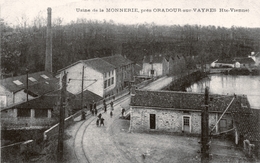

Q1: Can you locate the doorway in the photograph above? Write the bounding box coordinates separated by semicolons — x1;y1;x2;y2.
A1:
183;116;191;132
150;114;156;129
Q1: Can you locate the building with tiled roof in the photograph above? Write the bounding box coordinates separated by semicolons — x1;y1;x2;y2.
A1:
141;53;187;78
83;58;116;73
57;58;116;98
0;71;59;108
130;89;251;134
1;89;74;130
232;108;260;158
234;57;255;68
141;54;168;77
214;59;236;68
101;55;135;94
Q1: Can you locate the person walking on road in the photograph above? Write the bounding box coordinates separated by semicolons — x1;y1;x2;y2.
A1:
96;118;99;126
93;100;97;112
110;111;113;118
100;118;105;126
121;107;125;118
98;113;102;119
110;100;114;110
94;108;97;116
89;102;93;113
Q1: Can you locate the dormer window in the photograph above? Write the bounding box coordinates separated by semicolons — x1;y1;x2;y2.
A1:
28;77;37;82
41;74;49;79
13;80;23;85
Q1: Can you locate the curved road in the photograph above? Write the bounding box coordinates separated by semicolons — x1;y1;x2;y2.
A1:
70;95;131;163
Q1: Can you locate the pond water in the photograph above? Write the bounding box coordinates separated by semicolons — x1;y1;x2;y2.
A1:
186;74;260;109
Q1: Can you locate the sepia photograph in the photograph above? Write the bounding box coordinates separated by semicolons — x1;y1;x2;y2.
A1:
1;0;260;162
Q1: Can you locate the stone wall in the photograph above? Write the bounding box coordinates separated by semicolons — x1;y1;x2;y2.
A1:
130;106;232;134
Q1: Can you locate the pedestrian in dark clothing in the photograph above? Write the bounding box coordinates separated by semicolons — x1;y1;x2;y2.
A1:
93;101;97;110
89;103;93;112
98;113;102;119
110;101;114;111
91;108;94;116
100;118;104;126
104;104;107;113
94;108;97;116
110;111;113;118
96;118;99;126
81;110;86;120
122;108;125;117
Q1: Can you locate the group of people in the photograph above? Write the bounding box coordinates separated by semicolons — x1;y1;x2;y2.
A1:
89;101;98;116
82;97;125;126
96;99;115;126
96;113;105;126
103;99;114;118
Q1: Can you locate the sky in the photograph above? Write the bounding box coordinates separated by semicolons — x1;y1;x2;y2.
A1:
1;0;260;28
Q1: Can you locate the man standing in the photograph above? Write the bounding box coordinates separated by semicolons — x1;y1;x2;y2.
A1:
89;102;93;115
110;100;114;110
100;118;105;126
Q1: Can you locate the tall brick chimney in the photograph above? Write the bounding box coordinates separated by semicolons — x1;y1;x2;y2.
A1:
45;7;52;73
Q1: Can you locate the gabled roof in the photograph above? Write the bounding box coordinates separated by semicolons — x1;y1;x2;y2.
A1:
0;71;59;94
143;55;165;63
234;57;255;64
57;58;116;74
215;59;236;64
101;55;134;68
15;90;74;109
83;58;116;73
131;90;250;113
72;89;103;108
232;109;260;141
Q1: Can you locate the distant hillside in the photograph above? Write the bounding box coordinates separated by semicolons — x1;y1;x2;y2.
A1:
1;19;260;77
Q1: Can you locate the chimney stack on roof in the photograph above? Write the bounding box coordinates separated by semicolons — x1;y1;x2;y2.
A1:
45;7;52;73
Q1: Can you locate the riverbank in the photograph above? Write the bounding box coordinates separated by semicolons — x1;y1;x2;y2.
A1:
164;71;208;91
223;68;260;75
187;74;260;109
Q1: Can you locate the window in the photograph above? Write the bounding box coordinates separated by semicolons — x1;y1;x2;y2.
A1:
104;80;107;88
35;109;48;118
0;96;7;107
40;74;49;79
104;73;107;78
13;80;23;85
183;117;190;126
28;77;37;82
111;77;114;84
112;70;114;75
17;109;30;117
109;71;110;77
219;119;227;132
108;79;111;87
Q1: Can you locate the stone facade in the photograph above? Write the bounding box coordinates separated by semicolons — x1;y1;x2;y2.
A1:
130;106;233;134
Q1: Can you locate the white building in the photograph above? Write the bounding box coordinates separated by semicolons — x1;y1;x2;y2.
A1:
0;71;59;108
57;58;116;98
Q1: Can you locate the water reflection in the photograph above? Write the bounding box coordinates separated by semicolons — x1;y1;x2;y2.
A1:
186;74;260;109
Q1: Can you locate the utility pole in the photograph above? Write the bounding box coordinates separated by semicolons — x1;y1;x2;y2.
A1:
26;68;29;104
201;87;209;163
81;66;85;120
57;71;67;163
